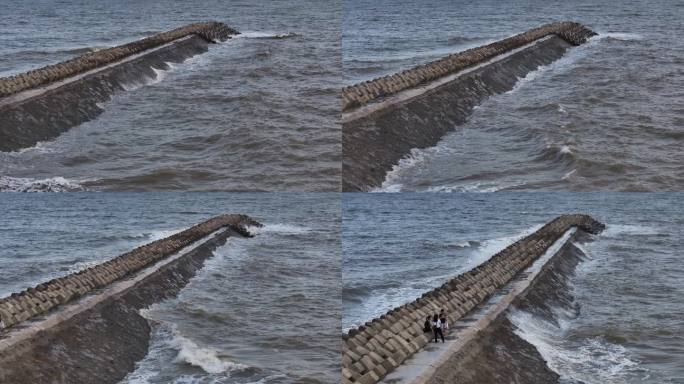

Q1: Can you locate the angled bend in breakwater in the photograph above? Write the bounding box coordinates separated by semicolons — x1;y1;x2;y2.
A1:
341;22;596;191
0;214;260;384
341;214;604;384
0;22;239;152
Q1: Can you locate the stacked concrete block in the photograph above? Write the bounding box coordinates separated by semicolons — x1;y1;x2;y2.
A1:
342;22;596;111
0;214;260;331
0;22;239;99
341;214;604;384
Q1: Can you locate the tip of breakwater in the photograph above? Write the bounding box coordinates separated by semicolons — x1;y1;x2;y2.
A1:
341;21;596;112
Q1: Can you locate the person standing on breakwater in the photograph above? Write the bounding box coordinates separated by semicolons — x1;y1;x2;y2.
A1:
423;315;432;333
432;314;445;343
439;313;448;337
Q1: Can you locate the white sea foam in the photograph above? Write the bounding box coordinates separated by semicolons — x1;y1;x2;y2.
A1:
14;139;59;154
171;333;247;374
506;66;545;94
597;32;644;41
559;145;573;154
235;31;298;39
123;322;248;383
601;223;661;238
509;308;642;383
374;146;440;192
0;175;85;192
147;228;185;242
561;169;577;180
247;223;312;235
426;181;524;193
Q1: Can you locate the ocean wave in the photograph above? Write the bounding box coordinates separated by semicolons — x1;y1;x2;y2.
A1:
120;63;174;91
426;181;524;193
148;228;185;242
236;31;299;39
246;223;312;235
171;333;247;374
374;147;434;192
540;143;577;161
124;322;248;383
0;176;86;192
509;308;643;383
601;223;662;238
597;32;644;41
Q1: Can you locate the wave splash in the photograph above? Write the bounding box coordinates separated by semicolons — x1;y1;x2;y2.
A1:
246;223;312;235
509;309;642;383
0;176;86;192
124;321;248;383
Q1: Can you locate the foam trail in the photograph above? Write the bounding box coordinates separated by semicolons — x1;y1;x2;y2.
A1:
246;223;312;235
0;176;86;192
235;31;298;39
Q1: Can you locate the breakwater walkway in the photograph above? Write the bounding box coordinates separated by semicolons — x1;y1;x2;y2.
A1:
0;214;259;384
342;22;596;191
341;214;604;384
0;22;238;152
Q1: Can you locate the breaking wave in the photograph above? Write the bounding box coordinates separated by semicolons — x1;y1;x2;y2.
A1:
0;176;86;192
509;309;642;383
246;223;312;236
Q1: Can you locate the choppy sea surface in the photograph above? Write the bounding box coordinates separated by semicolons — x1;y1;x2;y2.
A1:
345;0;684;192
0;193;340;383
0;0;341;192
343;193;684;383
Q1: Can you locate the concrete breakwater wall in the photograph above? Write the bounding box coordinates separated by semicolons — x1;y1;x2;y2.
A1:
0;22;238;152
342;22;595;111
342;22;596;191
0;214;260;384
0;22;237;99
341;214;604;384
0;214;259;331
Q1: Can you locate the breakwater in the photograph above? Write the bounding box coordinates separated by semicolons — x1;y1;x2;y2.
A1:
0;214;256;330
341;214;604;384
428;234;591;384
0;22;238;152
341;22;596;191
0;214;259;384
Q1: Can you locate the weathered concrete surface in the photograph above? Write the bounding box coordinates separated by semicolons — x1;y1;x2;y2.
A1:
0;214;259;384
341;22;596;191
341;214;604;384
0;22;239;152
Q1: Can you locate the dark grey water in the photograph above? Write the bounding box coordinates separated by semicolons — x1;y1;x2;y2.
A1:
0;193;340;383
0;0;341;192
345;0;684;192
343;192;684;383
